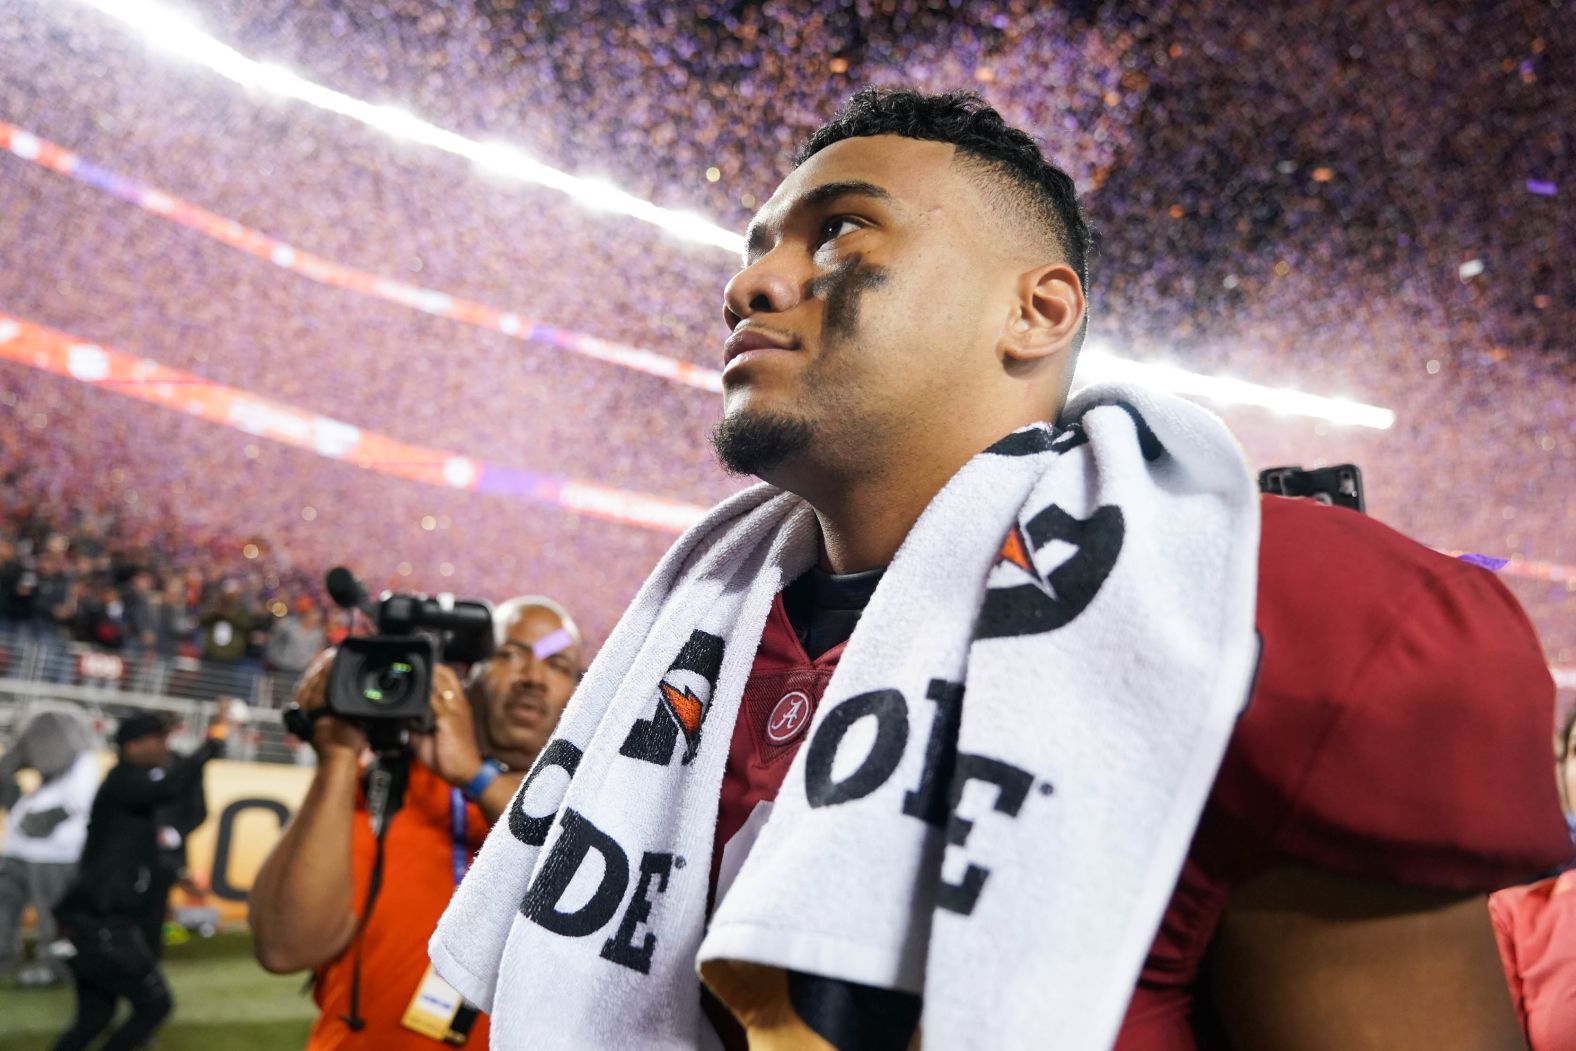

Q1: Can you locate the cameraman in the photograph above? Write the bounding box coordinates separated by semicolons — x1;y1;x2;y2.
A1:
249;596;582;1049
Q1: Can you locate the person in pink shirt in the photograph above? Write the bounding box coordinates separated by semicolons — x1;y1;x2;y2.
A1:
1491;705;1576;1051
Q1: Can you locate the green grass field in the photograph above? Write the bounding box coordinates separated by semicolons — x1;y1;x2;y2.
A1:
0;932;315;1050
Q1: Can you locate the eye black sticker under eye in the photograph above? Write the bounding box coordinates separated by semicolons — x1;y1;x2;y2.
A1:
811;255;890;341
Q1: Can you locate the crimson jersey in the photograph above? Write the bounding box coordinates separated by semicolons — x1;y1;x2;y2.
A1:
707;495;1570;1049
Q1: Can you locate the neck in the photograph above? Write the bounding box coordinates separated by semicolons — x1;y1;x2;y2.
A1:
764;398;1052;573
809;479;941;573
797;436;995;574
494;747;537;771
481;734;539;772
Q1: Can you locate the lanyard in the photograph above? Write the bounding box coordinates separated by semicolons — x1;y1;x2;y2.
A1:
449;788;469;888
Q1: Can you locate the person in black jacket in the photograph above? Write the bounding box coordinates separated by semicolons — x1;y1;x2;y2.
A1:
51;710;227;1051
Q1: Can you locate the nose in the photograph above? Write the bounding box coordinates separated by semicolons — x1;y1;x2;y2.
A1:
517;654;549;687
723;252;802;329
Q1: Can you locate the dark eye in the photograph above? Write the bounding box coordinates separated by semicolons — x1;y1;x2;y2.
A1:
817;216;861;246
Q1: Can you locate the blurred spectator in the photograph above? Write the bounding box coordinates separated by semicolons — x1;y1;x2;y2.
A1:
122;570;158;655
0;709;97;988
76;579;128;652
150;576;194;658
198;588;251;664
23;547;77;684
51;710;228;1051
199;587;260;700
23;546;76;640
265;601;327;707
0;536;22;626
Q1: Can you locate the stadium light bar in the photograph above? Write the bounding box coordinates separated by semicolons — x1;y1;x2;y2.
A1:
0;310;709;533
1075;346;1396;429
70;0;747;254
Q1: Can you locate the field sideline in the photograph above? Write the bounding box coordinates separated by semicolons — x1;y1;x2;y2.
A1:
0;932;315;1050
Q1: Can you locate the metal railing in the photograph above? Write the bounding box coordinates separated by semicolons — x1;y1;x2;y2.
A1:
0;629;312;765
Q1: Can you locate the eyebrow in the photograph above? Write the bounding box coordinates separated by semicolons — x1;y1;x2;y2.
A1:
744;179;894;261
497;636;577;661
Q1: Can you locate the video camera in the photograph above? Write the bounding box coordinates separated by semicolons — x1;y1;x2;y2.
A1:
1258;464;1365;513
282;567;495;751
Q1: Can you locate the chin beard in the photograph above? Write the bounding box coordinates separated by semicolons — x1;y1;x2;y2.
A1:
711;410;813;478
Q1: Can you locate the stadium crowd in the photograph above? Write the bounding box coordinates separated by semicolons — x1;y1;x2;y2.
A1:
0;1;1571;1049
0;0;1568;666
0;469;338;699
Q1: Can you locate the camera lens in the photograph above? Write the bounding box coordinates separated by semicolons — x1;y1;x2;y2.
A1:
358;659;417;707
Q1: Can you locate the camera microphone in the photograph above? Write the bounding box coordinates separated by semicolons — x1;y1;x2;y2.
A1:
326;566;374;616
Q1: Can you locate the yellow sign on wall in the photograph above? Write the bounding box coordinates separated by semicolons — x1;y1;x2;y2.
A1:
178;758;313;923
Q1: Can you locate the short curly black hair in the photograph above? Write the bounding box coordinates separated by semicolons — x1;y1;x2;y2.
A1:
797;89;1093;333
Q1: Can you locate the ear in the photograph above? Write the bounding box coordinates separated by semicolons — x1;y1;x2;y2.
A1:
1000;262;1084;367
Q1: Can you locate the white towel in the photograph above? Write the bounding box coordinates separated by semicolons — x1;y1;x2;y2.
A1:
431;382;1261;1050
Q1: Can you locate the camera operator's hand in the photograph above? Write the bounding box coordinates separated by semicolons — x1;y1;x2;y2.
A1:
410;665;485;788
293;647;368;760
206;698;244;746
203;710;233;757
252;646;367;976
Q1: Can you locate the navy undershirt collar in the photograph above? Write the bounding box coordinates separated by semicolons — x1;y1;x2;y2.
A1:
781;565;885;661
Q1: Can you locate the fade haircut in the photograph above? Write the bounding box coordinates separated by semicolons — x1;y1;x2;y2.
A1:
796;89;1093;347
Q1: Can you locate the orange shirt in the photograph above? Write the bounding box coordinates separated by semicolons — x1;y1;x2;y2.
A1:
1491;867;1576;1051
307;759;491;1051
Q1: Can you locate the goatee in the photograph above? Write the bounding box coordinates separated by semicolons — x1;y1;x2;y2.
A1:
711;410;813;477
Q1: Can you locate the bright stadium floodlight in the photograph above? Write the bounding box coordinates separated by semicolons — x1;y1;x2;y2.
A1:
1075;346;1396;430
62;0;1379;423
68;0;745;253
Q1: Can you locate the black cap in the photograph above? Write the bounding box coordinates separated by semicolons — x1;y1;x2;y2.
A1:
114;712;169;748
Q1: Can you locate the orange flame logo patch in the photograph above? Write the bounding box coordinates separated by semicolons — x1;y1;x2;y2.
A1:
996;523;1035;575
658;681;704;736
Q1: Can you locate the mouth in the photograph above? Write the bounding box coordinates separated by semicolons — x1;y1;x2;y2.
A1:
503;690;547;723
722;325;799;373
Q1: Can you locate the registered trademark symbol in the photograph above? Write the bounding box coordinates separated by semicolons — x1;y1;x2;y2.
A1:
674;856;686;869
1038;782;1055;796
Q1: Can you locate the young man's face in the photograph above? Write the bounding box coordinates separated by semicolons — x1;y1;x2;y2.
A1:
717;135;1022;483
474;605;580;764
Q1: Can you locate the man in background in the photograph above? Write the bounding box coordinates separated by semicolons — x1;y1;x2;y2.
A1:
199;585;260;699
121;569;159;656
52;709;227;1051
150;575;194;658
250;595;582;1049
21;546;77;683
0;708;97;987
265;600;327;708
